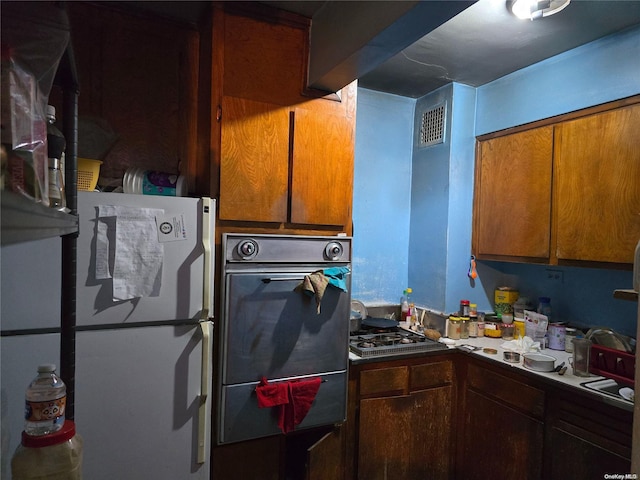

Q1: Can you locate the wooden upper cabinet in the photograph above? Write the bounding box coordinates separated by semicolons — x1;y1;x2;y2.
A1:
219;96;289;222
473;97;640;267
473;126;554;261
553;103;640;264
291;107;354;226
212;4;356;230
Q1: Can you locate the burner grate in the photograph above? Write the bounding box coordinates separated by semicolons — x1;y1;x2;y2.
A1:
349;330;447;357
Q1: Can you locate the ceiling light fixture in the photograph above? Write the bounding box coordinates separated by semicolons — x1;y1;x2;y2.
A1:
510;0;571;20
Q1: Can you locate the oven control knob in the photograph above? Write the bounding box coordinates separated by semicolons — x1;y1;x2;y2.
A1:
325;242;343;261
238;239;258;260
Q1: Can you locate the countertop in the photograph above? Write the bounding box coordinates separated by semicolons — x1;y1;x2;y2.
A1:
349;335;635;412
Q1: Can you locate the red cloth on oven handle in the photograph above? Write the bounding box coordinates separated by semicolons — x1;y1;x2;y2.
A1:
281;376;322;434
255;376;322;434
256;376;289;407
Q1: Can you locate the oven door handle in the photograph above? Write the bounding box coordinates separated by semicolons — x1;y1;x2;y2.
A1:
262;277;306;283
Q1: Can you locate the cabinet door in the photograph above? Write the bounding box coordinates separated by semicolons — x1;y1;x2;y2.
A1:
460;390;544;480
554;104;640;264
546;422;631;479
219;96;290;222
473;126;553;260
358;387;453;480
291;108;354;226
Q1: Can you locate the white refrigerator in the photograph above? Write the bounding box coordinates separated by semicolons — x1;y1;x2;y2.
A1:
1;191;215;480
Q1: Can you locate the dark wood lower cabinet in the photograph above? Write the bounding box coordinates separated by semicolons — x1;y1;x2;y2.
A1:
212;353;633;480
460;390;544;480
458;361;545;480
348;356;457;480
545;396;633;479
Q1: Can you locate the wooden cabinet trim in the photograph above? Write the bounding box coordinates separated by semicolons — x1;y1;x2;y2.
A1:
476;94;640;142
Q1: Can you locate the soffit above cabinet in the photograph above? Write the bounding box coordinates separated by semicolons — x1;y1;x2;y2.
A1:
91;1;640;98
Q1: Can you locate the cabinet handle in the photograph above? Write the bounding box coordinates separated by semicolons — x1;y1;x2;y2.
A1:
216;105;222;122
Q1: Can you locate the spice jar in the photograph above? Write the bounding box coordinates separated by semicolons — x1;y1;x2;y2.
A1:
459;300;470;316
460;317;470;339
501;323;515;340
469;316;478;338
448;316;461;340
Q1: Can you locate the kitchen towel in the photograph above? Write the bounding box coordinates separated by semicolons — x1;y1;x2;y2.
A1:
295;266;350;313
255;376;289;407
255;377;322;434
323;266;350;292
295;271;329;313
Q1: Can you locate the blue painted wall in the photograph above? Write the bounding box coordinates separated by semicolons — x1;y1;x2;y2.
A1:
353;25;640;336
352;89;415;305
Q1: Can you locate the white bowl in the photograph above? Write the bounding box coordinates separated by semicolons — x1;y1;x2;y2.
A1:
523;353;556;372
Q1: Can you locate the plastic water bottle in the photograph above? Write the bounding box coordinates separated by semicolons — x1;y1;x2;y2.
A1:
537;296;552;321
24;364;66;436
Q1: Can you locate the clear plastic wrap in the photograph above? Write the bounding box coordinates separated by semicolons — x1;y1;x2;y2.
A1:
1;2;70;204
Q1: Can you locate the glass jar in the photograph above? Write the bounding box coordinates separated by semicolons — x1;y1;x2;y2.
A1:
468;316;478;338
477;312;485;337
448;316;461;340
501;323;515;340
460;317;470;339
459;300;470;316
565;327;578;353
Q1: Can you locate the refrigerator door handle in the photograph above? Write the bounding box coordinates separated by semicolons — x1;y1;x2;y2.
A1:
198;321;212;464
201;198;215;320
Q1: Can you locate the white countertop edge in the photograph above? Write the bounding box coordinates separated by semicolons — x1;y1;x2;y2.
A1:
349;336;634;411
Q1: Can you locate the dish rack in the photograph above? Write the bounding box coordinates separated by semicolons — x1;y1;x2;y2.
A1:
589;344;635;387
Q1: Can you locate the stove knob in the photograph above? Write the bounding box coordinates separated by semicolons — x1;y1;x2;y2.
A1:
324;242;343;261
237;239;258;260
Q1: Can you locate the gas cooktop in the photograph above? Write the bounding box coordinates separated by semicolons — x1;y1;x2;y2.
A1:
349;328;447;358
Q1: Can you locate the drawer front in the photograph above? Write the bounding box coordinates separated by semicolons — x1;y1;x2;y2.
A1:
467;362;544;417
410;361;453;391
359;366;408;396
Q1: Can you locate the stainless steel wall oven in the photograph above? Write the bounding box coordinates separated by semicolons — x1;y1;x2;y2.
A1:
217;234;352;444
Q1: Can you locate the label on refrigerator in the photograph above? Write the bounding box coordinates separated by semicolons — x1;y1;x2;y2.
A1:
156;213;188;243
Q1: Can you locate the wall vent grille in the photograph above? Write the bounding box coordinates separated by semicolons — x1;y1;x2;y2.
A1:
419;103;446;147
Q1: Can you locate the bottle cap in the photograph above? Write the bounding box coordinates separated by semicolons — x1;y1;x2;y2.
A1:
46;105;56;120
406;288;412;294
22;420;75;448
37;364;56;373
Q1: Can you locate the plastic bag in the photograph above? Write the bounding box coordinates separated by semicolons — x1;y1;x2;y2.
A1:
1;2;70;204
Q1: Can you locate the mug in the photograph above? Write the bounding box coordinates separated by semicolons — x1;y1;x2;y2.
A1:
569;338;592;377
